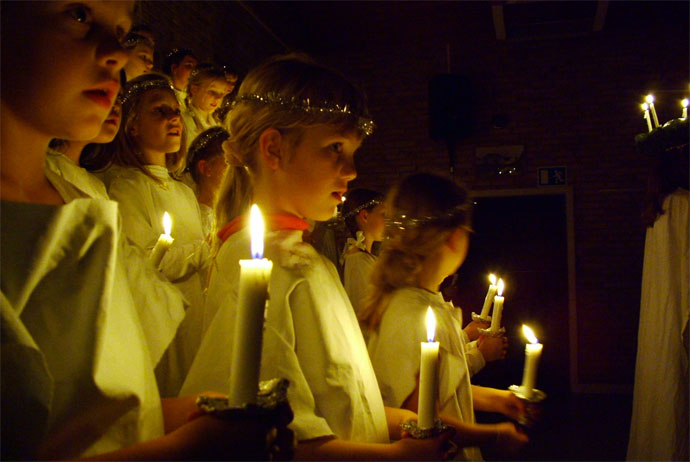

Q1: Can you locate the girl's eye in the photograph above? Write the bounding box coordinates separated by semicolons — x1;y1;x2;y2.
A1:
329;142;344;154
66;5;91;24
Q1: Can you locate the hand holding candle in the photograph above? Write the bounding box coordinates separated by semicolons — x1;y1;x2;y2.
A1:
479;274;498;319
418;307;439;430
228;204;273;407
520;325;543;400
150;211;174;268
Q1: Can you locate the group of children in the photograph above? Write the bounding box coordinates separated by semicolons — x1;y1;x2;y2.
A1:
1;2;528;459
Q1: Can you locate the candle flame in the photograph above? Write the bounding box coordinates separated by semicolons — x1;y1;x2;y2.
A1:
489;273;497;285
497;278;505;296
522;325;538;344
249;204;265;259
341;195;346;203
163;212;172;236
641;103;649;111
682;98;689;109
425;307;436;342
645;94;655;104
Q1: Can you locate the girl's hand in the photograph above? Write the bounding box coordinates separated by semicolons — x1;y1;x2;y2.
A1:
496;389;526;421
477;335;508;362
492;422;529;456
463;320;489;341
393;430;457;461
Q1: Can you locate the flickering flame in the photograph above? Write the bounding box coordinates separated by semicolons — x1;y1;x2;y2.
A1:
249;204;265;259
682;98;689;109
489;273;497;285
522;325;538;344
497;278;505;296
645;94;655;105
163;212;172;236
426;307;436;343
641;103;649;111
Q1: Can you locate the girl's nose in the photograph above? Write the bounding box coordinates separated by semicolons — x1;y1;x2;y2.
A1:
96;33;129;71
341;157;357;182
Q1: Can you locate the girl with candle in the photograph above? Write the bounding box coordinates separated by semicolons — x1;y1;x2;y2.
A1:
182;54;454;460
1;2;290;460
362;173;528;460
106;73;210;397
341;188;386;317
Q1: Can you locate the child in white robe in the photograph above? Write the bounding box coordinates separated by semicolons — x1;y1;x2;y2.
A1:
181;64;226;150
181;54;455;460
106;73;210;397
362;173;529;460
0;3;289;460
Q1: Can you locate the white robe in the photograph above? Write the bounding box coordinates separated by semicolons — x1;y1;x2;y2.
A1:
627;189;689;461
367;287;482;460
182;229;390;444
1;199;164;459
199;202;214;239
107;164;210;397
182;106;218;150
343;249;376;317
45;150;186;366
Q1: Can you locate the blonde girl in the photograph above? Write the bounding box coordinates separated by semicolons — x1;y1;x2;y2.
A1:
106;73;209;398
182;54;454;460
341;188;386;317
181;64;227;149
362;172;528;460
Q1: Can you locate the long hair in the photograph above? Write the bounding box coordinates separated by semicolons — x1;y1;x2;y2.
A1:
213;53;372;241
112;73;187;184
359;172;472;331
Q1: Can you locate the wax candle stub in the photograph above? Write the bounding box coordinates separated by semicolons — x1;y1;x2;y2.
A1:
418;307;439;429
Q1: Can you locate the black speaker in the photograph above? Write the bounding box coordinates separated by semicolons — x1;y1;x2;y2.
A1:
429;74;473;140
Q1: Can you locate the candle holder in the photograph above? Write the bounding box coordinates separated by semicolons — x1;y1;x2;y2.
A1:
471;312;492;323
477;326;505;337
196;377;290;418
508;384;546;428
400;418;452;439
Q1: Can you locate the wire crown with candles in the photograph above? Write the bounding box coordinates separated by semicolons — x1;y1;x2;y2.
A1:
636;93;689;156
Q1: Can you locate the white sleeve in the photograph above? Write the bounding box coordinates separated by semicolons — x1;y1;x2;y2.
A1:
463;340;486;377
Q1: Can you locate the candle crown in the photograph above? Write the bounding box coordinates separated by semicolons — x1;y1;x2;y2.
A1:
425;307;436;342
522;324;538;344
163;212;172;235
249;204;265;259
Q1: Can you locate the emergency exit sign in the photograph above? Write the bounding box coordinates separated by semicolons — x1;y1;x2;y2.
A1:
538;167;567;186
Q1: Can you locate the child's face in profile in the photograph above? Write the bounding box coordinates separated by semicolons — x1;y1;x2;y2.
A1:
171;55;197;89
124;42;154;80
362;203;387;242
1;1;133;141
91;97;122;143
191;78;227;114
276;124;360;221
131;89;183;156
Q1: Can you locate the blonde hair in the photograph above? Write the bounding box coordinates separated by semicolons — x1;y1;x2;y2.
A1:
212;53;371;249
113;73;188;184
359;173;472;331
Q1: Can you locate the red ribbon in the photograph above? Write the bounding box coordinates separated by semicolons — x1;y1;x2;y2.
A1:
217;213;309;243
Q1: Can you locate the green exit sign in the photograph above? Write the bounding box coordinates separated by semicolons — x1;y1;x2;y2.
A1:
538;167;567;186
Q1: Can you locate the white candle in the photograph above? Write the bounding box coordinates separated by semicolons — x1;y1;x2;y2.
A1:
646;94;659;128
150;211;174;268
228;205;273;406
520;325;543;400
681;98;688;119
480;274;498;318
641;103;653;133
489;278;505;331
418;307;439;429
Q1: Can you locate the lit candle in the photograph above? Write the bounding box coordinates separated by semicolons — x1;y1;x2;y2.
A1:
641;103;653;133
681;98;688;119
150;211;174;268
489;278;505;331
479;273;498;318
646;94;659;128
520;325;543;400
418;307;439;430
228;204;273;406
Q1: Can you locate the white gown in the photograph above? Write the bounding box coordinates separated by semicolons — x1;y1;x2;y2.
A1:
343;249;376;317
182;228;390;444
627;189;689;461
45;150;186;366
182;106;218;150
107;164;210;397
367;287;482;460
1;199;164;459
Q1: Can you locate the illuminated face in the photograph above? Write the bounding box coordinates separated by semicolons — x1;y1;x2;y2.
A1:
273;125;360;221
190;78;227;114
131;89;183;157
171;55;197;90
124;42;153;80
202;153;229;193
91;97;122;143
1;1;133;141
363;202;387;242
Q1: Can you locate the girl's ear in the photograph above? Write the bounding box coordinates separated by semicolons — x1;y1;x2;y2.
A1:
197;159;208;177
257;128;283;170
358;209;369;224
129;119;139;137
189;84;199;97
447;227;469;252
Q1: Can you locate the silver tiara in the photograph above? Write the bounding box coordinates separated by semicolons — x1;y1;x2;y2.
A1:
386;202;473;231
122;78;175;105
188;127;230;166
342;197;383;220
232;92;375;136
